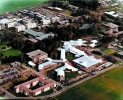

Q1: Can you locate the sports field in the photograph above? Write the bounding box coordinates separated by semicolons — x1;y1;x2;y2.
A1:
0;0;49;14
56;65;123;100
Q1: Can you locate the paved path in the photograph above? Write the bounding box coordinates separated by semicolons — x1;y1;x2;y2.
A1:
22;64;41;76
0;47;11;52
0;86;15;98
11;63;122;100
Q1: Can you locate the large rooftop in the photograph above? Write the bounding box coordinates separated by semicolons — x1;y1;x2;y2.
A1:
73;55;102;68
26;49;47;58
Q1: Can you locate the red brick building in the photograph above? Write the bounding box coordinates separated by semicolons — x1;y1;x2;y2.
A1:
26;49;48;63
14;76;57;96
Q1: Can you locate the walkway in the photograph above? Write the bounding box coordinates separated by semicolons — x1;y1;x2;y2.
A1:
0;86;15;98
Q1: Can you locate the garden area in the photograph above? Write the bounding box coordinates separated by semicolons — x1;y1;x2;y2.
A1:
0;43;22;58
2;49;22;58
65;71;79;80
66;52;74;61
56;65;123;100
64;10;72;16
102;48;117;55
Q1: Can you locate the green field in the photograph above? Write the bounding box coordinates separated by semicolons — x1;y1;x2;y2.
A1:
56;65;123;100
102;48;117;55
0;0;49;14
2;49;22;57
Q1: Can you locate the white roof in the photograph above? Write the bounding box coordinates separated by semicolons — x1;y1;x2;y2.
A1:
38;61;56;70
64;39;87;46
89;40;98;47
63;43;87;57
90;43;96;47
28;61;36;66
104;11;116;15
104;11;118;17
55;63;78;77
15;24;25;28
57;70;65;76
73;55;102;68
0;18;11;24
60;49;66;61
91;40;98;43
55;7;63;11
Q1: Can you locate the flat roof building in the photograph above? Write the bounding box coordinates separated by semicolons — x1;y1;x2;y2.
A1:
26;49;48;63
14;76;57;96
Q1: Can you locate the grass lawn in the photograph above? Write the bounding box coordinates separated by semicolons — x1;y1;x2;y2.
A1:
56;65;123;100
0;0;49;14
2;48;22;57
64;10;72;16
102;48;117;55
65;71;79;80
66;52;74;61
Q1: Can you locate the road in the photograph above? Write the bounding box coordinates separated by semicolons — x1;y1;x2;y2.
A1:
9;63;122;100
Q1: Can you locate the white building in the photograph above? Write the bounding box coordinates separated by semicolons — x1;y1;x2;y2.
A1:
55;63;78;78
64;39;87;47
26;22;37;29
6;21;17;28
42;18;51;25
60;49;66;61
73;55;102;69
51;16;60;23
0;18;11;25
104;11;119;18
89;40;98;48
15;24;26;32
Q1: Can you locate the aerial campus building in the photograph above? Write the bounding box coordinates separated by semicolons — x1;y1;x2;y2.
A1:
62;41;104;72
24;29;54;41
14;75;57;96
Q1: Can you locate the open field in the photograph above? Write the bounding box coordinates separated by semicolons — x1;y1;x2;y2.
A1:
102;48;117;55
2;49;22;57
0;0;49;14
56;65;123;100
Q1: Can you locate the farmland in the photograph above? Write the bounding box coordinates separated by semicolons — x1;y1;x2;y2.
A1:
0;0;49;14
56;65;123;100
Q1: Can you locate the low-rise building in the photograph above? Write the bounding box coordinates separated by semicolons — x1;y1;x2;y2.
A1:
26;49;48;63
73;55;103;72
6;21;17;28
55;63;78;81
24;29;54;41
103;22;119;30
26;22;37;29
0;67;21;84
15;24;26;32
14;76;57;96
